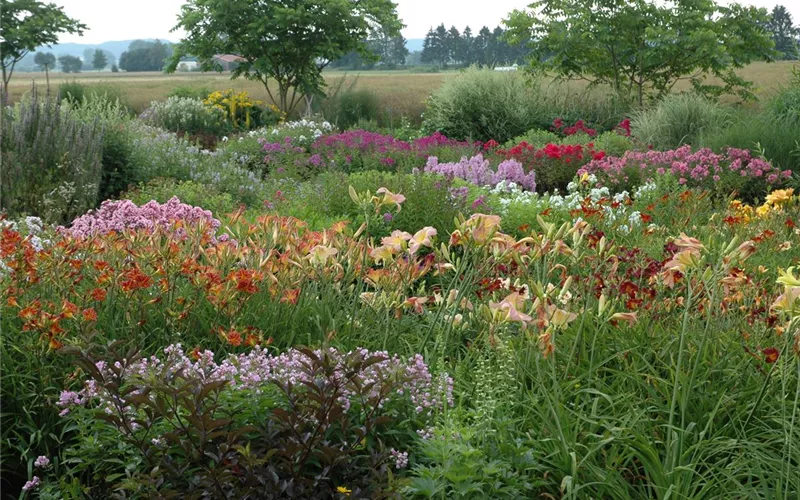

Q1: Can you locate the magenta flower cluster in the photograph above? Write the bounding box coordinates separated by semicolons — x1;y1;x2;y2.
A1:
61;197;222;239
58;344;454;418
424;154;537;192
577;145;792;186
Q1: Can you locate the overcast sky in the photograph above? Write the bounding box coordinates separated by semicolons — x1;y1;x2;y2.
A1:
53;0;800;45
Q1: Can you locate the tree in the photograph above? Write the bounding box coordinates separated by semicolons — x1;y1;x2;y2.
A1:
119;40;172;72
92;49;109;70
58;54;82;73
505;0;777;105
462;26;474;66
474;27;492;66
167;0;402;114
0;0;86;88
33;51;56;87
766;5;799;60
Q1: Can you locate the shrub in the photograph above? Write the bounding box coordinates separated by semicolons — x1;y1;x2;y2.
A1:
506;129;560;149
422;67;545;143
168;85;212;100
492;141;606;193
424;154;537;192
630;93;729;149
124;178;239;216
65;92;136;201
126;122;269;205
0;86;104;223
60;343;450;497
767;86;800;126
326;87;381;130
701;111;800;174
316;171;477;236
140;96;229;137
61;197;221;239
578;145;791;197
203;89;282;130
58;80;87;105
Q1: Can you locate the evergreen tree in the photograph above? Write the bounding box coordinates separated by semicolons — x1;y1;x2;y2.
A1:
447;26;462;66
92;49;108;70
462;26;474;66
766;5;798;60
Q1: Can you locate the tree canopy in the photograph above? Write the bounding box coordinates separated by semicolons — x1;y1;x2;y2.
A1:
92;50;108;70
0;0;86;87
505;0;777;105
167;0;402;114
766;5;799;60
33;52;56;71
119;40;173;72
58;54;82;73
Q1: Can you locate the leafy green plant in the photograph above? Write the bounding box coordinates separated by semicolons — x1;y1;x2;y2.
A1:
0;85;104;223
631;92;730;149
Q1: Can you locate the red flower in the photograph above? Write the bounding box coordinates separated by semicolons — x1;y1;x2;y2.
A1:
90;288;107;302
120;267;153;292
763;347;779;364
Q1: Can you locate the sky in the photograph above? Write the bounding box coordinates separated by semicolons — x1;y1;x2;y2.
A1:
53;0;800;45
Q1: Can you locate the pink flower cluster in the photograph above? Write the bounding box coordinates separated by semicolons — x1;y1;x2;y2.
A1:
578;145;792;186
61;197;222;239
424;154;537;191
58;344;453;417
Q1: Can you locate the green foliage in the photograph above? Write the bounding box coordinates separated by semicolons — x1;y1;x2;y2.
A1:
316;171;477;237
701;115;800;174
505;0;777;104
0;0;86;86
33;51;56;71
124;178;238;215
124;122;269;205
65;92;136;201
592;131;636;156
58;54;82;73
767;84;800;125
168;85;212;100
0;86;104;223
141;96;229;136
118;39;172;72
168;0;402;114
631;93;730;149
766;5;799;60
64;344;422;497
91;49;107;70
422;67;545;143
320;79;381;130
58;80;86;105
506;128;559;148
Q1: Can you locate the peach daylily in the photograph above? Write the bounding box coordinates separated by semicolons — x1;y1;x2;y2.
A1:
381;230;411;252
674;233;705;254
375;187;406;211
489;292;532;323
307;245;338;266
610;311;638;327
465;214;502;244
409;227;437;255
370;244;396;264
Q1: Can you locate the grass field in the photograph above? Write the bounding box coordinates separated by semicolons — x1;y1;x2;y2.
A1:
6;61;798;117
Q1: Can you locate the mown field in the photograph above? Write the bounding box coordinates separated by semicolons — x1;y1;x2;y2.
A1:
6;61;799;115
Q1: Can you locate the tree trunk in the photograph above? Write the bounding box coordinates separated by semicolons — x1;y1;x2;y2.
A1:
45;65;50;93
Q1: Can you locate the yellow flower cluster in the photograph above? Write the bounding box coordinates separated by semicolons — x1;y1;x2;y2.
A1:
730;189;795;220
203;89;268;129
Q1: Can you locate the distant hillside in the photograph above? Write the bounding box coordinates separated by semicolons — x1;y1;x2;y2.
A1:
406;39;424;52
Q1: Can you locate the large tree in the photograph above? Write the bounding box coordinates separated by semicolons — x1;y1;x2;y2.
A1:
119;40;172;72
505;0;777;105
167;0;402;114
92;49;108;70
58;54;82;73
33;51;56;87
766;5;799;60
0;0;86;88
